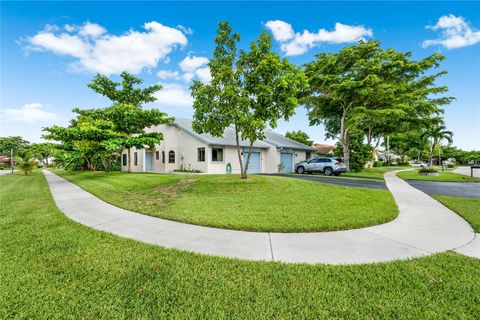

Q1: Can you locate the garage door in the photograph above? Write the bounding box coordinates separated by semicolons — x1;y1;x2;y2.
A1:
243;152;261;173
280;153;293;173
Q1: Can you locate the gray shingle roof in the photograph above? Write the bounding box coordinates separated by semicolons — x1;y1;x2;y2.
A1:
171;118;313;151
264;129;314;151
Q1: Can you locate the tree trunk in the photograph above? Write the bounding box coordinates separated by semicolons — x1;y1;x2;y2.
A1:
340;114;350;170
429;141;435;168
127;147;132;173
234;125;246;179
243;140;255;180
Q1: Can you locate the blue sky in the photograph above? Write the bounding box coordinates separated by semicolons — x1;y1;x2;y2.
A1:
1;1;479;150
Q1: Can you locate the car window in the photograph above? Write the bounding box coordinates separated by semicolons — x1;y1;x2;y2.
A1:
308;158;320;163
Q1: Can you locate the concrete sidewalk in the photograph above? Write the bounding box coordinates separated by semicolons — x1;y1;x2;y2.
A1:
43;170;476;264
453;166;480;178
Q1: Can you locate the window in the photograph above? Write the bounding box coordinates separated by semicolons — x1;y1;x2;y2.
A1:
155;151;160;160
134;152;138;166
122;154;127;166
211;147;224;162
168;151;175;163
197;148;205;162
162;151;165;164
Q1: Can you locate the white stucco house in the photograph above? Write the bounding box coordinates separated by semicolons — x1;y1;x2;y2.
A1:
121;118;313;174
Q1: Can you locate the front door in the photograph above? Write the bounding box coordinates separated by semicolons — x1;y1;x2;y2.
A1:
244;152;261;173
280;153;293;173
145;151;153;172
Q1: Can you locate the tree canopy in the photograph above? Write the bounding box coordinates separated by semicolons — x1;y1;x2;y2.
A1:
304;40;453;170
88;71;162;107
191;21;307;178
285;130;313;146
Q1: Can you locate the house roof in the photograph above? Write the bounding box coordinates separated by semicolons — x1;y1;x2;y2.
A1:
172;118;271;149
171;118;313;151
264;129;314;151
312;143;335;155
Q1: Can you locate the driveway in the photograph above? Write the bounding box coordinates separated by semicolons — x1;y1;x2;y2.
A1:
263;174;387;190
0;170;14;176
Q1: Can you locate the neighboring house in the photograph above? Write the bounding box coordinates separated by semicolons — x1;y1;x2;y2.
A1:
312;143;335;156
121;118;313;174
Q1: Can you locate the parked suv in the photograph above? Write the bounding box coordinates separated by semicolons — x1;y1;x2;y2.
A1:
295;157;347;176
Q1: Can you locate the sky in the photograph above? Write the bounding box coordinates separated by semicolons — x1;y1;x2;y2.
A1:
1;1;479;150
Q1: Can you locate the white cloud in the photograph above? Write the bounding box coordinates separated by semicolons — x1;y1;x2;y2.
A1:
157;70;180;80
176;25;193;35
1;103;59;124
154;83;193;108
26;21;188;75
79;22;106;38
264;20;294;42
265;20;373;56
64;24;75;32
179;55;209;72
423;14;480;49
178;55;211;83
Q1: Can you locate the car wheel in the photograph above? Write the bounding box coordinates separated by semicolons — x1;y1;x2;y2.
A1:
296;166;305;174
324;167;333;176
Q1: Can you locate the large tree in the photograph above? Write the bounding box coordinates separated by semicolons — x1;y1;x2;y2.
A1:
88;71;161;106
304;40;453;170
0;136;30;157
45;72;171;172
27;142;58;166
191;22;307;179
285;130;313;146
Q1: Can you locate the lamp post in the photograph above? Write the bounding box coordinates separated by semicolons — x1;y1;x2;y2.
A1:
10;148;13;174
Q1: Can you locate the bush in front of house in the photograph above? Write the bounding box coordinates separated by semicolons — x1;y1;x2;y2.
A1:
373;160;384;167
418;167;439;176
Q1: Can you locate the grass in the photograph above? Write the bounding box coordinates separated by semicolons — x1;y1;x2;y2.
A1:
53;170;398;232
1;172;480;319
433;194;480;232
397;170;480;182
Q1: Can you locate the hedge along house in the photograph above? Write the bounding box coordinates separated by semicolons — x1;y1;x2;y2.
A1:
121;118;313;174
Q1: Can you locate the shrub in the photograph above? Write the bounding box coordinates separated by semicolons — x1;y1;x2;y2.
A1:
419;168;438;174
373;161;384;167
447;164;455;169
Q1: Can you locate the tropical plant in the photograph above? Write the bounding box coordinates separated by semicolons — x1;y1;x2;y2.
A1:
421;124;453;168
16;154;37;175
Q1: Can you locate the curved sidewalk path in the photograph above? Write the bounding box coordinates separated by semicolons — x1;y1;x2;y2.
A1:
43;170;476;264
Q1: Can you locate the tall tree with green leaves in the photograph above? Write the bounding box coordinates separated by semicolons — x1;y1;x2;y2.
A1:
27;142;58;166
88;71;162;106
191;22;307;179
0;136;30;157
285;130;313;146
421;124;453;167
304;40;453;170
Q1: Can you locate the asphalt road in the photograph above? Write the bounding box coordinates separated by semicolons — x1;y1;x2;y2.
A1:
267;173;480;198
406;181;480;198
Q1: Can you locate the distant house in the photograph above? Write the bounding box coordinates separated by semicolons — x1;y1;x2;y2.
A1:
312;143;335;156
121;118;313;174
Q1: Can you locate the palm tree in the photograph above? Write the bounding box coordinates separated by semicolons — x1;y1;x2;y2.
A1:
16;154;37;176
421;125;453;168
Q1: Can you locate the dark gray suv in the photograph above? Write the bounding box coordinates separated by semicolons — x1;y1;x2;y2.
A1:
295;157;347;176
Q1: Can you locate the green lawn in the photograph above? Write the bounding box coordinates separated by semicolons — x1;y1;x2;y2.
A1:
397;170;480;182
341;166;411;180
53;170;398;232
1;172;479;319
433;194;480;232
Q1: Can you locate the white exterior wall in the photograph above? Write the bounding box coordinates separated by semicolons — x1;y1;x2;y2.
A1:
121;146;145;173
121;124;311;174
